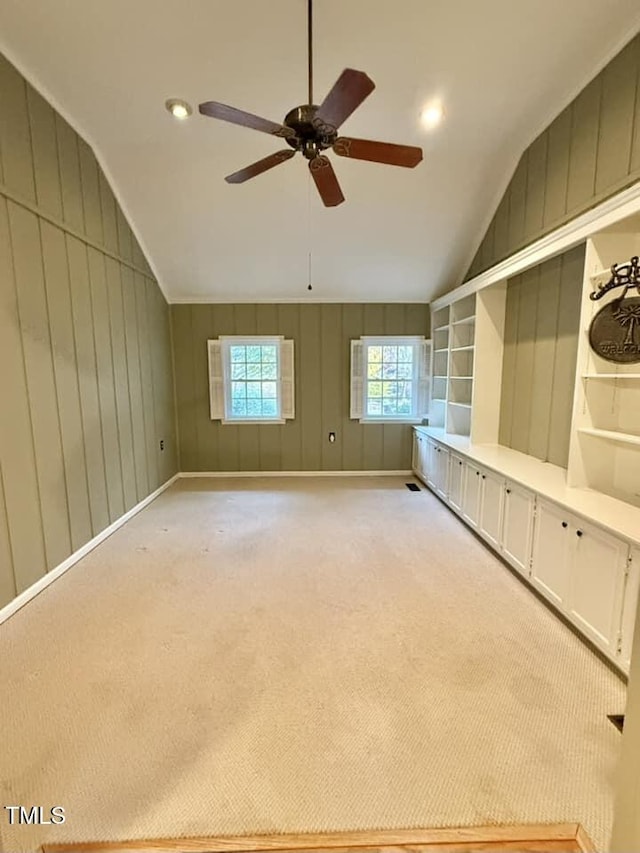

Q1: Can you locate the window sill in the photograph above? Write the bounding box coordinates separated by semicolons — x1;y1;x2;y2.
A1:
359;418;424;425
221;419;286;425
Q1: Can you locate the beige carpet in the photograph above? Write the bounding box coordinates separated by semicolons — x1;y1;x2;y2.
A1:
0;477;625;853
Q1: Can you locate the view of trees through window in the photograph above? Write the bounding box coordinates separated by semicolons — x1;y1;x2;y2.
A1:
229;344;279;418
365;344;414;417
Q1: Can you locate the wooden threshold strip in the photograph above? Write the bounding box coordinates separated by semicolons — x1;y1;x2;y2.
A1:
41;823;596;852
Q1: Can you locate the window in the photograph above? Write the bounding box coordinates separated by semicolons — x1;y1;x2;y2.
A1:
208;336;295;423
350;336;430;423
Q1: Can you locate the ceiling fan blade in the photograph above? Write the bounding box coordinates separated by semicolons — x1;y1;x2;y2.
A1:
333;137;423;168
225;150;296;184
313;69;375;133
309;156;345;207
198;101;295;139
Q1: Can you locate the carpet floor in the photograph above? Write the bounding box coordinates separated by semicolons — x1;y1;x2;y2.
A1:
0;477;626;853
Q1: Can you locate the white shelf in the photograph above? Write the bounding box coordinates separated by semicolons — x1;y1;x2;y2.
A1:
449;375;473;380
579;427;640;447
433;375;448;379
434;348;448;353
431;397;446;403
433;324;450;332
448;402;472;409
451;315;476;326
583;373;640;379
450;345;475;353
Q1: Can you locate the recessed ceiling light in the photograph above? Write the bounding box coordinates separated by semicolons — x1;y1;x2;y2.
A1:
420;102;444;129
165;99;192;120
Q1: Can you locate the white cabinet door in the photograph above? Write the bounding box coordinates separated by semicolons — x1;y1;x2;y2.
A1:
412;432;420;476
531;499;572;608
568;521;628;655
448;454;465;513
620;546;640;671
426;439;438;490
461;463;481;529
501;482;535;577
435;446;450;500
478;468;504;550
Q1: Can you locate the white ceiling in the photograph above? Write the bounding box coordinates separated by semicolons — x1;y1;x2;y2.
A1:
1;1;640;303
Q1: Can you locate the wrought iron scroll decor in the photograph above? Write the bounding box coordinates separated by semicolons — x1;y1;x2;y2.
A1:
589;255;640;363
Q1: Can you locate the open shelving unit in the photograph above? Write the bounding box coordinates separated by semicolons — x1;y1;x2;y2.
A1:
567;217;640;508
429;305;450;428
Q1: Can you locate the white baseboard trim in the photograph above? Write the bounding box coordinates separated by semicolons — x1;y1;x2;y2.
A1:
179;470;413;478
0;473;180;627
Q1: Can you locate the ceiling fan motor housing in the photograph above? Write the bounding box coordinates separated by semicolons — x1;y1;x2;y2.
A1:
284;104;337;158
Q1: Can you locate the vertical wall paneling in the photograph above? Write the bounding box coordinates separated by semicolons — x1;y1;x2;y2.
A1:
277;304;302;471
543;109;571;228
528;255;562;461
493;193;510;262
340;304;365;470
0;197;47;590
320;304;342;470
0;55;36;202
87;248;125;521
0;466;16;606
499;245;584;467
548;245;584;467
66;235;110;535
507;155;527;251
135;272;159;491
595;40;639;195
509;266;539;454
0;51;176;608
498;276;520;448
40;221;92;551
105;257;137;511
172;303;429;473
566;77;602;213
464;33;640;282
99;171;119;255
55;115;85;233
27;86;63;220
9;203;71;568
121;265;149;500
78;139;103;246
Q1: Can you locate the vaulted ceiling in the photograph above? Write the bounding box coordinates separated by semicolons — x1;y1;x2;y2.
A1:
1;0;639;303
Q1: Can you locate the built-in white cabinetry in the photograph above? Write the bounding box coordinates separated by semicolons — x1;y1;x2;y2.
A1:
412;432;429;483
620;546;640;671
531;500;572;608
532;498;628;656
501;483;536;577
478;469;504;550
568;520;628;656
461;461;482;529
412;428;640;673
448;454;465;513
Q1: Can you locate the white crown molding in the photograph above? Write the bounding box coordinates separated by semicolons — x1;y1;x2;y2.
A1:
432;177;640;310
0;474;179;627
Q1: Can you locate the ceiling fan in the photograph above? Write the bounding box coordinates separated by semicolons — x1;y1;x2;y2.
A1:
198;0;423;207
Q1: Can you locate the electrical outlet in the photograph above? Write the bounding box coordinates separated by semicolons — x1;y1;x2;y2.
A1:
159;439;164;451
328;431;336;443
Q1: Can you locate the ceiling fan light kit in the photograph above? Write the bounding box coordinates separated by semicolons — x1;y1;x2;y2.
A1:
198;0;423;206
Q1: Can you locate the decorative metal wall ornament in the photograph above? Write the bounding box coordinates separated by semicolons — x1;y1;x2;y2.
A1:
589;256;640;363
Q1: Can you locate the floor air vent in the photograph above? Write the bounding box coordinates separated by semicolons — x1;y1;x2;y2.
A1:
608;714;624;732
406;483;421;491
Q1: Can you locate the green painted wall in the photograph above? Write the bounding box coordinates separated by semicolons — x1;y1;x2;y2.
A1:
466;33;640;280
171;303;429;472
0;53;177;608
498;244;584;468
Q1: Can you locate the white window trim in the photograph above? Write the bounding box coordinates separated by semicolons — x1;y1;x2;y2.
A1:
208;336;295;425
351;335;430;425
